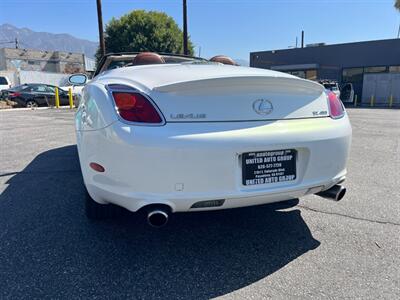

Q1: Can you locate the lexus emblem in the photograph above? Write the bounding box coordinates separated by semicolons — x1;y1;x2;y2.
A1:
253;99;273;115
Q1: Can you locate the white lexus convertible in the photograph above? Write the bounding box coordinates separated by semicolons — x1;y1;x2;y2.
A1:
76;52;351;227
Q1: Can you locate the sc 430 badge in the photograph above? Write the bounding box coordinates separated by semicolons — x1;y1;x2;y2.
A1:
312;110;328;116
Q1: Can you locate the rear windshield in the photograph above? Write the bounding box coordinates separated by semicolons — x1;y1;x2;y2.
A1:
96;54;207;75
107;56;204;71
10;84;30;91
0;77;8;85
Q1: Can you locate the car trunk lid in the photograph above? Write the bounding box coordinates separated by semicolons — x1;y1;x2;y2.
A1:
97;63;329;122
148;75;328;122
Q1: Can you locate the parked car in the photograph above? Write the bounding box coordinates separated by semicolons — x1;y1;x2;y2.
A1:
339;83;354;104
2;83;69;107
0;76;11;94
319;80;341;98
77;52;352;227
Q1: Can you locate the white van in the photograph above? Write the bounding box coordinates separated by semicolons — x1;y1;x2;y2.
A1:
0;76;11;92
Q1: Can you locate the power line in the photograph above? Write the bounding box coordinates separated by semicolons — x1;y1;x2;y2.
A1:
397;23;400;39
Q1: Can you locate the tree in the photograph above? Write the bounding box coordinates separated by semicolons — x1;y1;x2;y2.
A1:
396;0;400;10
96;10;194;62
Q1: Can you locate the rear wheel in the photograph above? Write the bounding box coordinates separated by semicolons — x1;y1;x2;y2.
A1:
85;190;121;220
26;100;38;108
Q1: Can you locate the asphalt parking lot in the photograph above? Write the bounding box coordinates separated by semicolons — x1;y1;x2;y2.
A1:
0;108;399;299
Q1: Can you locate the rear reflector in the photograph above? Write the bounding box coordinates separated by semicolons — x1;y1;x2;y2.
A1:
191;199;225;208
89;162;105;172
327;92;345;119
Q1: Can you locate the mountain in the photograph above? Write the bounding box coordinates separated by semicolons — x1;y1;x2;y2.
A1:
234;59;249;66
0;24;98;58
0;24;250;64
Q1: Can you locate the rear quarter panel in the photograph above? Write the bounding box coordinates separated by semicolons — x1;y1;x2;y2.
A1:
75;83;118;132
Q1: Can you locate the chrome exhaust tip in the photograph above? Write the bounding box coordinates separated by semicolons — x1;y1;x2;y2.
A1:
316;185;346;201
147;210;169;228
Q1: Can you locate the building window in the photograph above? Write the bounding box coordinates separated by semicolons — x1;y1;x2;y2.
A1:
288;70;306;78
342;68;363;83
284;69;317;80
44;62;57;72
28;60;40;65
305;70;317;80
364;66;387;73
389;66;400;73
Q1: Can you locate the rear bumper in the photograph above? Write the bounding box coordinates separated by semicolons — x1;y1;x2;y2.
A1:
86;175;346;212
77;116;352;212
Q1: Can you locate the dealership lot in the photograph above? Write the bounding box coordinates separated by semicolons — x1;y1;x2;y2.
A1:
0;108;399;299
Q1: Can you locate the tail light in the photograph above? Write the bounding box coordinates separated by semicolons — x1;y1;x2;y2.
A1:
9;92;21;98
327;91;345;119
107;84;163;124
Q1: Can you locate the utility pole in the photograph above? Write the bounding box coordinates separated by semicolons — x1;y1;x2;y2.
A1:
96;0;106;57
15;37;19;49
397;23;400;39
301;30;304;48
183;0;188;55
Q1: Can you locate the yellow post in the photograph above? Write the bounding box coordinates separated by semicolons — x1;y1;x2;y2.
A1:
370;95;374;107
389;95;393;108
68;88;74;108
354;94;358;107
55;87;60;108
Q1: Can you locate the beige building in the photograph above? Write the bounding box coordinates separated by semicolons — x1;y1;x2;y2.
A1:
0;48;86;74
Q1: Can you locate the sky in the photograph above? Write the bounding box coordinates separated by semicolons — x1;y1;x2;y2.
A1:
1;0;399;61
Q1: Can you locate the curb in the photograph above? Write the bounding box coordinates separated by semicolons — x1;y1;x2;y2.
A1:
0;106;75;112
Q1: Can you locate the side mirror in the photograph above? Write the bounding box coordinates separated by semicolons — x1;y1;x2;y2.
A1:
68;74;88;86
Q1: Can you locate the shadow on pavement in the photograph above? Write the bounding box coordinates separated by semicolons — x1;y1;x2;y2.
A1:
0;145;320;299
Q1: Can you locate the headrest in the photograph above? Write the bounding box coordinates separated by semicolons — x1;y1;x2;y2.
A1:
132;52;165;66
210;55;237;66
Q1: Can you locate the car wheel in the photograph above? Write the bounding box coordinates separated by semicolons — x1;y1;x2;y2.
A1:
85;190;121;220
26;100;38;108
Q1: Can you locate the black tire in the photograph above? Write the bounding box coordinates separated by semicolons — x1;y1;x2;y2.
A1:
26;100;38;108
85;190;121;220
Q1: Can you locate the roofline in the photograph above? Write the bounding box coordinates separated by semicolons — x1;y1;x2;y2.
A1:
101;51;206;60
250;38;400;55
94;52;208;76
0;47;87;56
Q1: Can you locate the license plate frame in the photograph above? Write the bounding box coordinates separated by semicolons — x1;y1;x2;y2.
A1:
242;149;297;186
